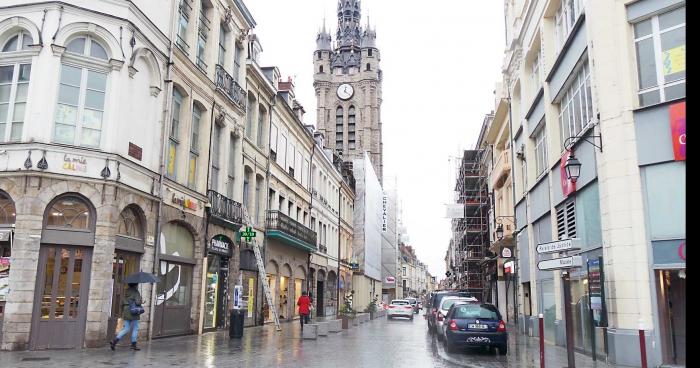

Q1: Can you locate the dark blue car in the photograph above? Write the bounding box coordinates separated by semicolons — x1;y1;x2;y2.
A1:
441;302;508;355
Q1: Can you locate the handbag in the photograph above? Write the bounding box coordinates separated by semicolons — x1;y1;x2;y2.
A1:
129;299;145;315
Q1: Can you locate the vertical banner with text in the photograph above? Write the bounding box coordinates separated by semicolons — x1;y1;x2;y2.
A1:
670;101;686;161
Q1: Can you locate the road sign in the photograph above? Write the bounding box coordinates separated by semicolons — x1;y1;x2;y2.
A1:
536;238;581;254
501;246;513;258
537;256;582;271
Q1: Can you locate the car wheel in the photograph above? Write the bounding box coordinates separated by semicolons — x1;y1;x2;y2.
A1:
498;344;508;355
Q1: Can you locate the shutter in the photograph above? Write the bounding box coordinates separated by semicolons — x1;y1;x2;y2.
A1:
565;200;576;238
556;206;566;240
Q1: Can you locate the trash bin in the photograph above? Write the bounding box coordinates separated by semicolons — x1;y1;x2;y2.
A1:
230;309;244;338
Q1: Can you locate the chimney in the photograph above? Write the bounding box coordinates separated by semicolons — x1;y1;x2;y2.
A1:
278;76;295;99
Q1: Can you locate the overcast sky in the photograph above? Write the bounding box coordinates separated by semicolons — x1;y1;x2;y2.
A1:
246;0;505;281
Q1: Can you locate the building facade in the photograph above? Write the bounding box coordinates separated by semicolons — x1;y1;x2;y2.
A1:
500;0;685;366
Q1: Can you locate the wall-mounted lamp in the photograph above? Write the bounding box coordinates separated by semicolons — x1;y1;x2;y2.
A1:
494;216;516;240
563;135;603;183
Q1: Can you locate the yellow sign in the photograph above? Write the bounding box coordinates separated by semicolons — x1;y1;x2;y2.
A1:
663;45;685;76
247;278;254;318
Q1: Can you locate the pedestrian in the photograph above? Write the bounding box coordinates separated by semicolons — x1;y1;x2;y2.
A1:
297;291;311;331
110;283;144;351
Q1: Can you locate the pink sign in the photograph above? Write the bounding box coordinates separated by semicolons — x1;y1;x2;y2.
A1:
670;102;685;161
561;150;576;197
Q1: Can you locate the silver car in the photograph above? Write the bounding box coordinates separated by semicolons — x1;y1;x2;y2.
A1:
435;296;478;340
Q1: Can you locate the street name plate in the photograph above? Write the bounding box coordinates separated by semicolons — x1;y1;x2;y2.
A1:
536;238;581;254
538;256;583;271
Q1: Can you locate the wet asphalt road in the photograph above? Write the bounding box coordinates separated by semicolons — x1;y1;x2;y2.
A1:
0;314;615;367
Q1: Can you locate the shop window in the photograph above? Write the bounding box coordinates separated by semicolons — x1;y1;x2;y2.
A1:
161;222;194;259
46;196;91;229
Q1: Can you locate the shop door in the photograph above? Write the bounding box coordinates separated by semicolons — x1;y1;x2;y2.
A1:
658;270;686;365
316;281;324;317
204;255;229;330
30;245;92;349
242;271;257;326
154;261;193;337
108;251;140;342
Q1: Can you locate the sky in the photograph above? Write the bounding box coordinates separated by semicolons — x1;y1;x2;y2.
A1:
246;0;506;281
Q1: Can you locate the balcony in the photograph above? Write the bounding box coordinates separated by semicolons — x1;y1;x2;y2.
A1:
215;64;246;111
265;210;317;252
207;190;243;229
490;149;511;189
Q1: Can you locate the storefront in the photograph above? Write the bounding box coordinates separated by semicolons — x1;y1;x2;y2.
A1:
239;247;258;327
203;235;232;331
109;205;146;344
154;222;195;337
0;191;15;331
293;265;306;318
30;194;95;350
264;260;278;324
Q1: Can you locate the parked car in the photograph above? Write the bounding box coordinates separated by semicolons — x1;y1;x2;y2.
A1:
441;302;508;355
427;290;474;332
386;299;414;320
406;297;419;314
435;296;478;340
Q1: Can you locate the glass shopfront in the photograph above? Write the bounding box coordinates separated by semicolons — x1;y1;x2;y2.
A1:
239;248;258;326
203;235;232;331
0;191;15;320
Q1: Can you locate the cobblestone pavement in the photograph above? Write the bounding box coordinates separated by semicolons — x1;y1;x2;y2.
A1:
0;315;625;367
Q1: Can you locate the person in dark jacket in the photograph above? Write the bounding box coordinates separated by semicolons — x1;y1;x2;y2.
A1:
110;283;143;351
297;291;311;331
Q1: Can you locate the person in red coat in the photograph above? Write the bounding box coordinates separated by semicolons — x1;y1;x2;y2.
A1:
297;291;311;330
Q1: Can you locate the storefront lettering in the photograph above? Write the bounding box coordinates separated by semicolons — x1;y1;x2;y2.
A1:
678;241;686;261
172;193;198;211
209;236;232;256
670;101;686;161
63;154;88;172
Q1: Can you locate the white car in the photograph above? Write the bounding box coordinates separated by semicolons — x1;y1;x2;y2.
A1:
435;296;478;340
386;299;415;320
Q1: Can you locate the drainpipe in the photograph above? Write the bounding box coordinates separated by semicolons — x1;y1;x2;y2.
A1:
149;0;179;341
261;93;275;325
308;145;317;295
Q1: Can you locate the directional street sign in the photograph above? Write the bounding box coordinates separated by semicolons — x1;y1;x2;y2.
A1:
536;238;581;254
537;256;583;271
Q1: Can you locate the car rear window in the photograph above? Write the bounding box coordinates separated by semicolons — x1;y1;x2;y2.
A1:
392;300;408;305
434;292;471;307
452;304;500;320
440;298;471;311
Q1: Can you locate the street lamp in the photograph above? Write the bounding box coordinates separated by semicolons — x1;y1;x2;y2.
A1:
496;224;504;240
494;216;516;240
564;152;582;183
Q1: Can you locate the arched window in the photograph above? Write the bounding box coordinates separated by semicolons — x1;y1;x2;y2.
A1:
66;36;108;60
117;206;144;239
319;65;324;73
348;106;356;150
0;191;15;225
160;222;194;258
2;31;33;52
366;63;371;71
46;195;91;229
335;106;343;148
167;87;184;179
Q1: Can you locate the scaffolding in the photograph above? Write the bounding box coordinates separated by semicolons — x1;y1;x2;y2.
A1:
451;150;490;301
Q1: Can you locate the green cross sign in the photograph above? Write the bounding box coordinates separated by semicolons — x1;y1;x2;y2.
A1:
241;227;256;242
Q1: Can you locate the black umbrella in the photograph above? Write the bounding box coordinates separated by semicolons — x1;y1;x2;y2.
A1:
124;272;160;284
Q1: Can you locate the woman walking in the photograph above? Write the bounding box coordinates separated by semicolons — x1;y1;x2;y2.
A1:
110;283;144;351
297;291;311;331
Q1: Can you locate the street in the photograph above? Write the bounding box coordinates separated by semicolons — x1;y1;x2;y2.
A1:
1;315;618;368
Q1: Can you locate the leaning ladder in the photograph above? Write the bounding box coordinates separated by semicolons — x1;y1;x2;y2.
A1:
253;240;281;331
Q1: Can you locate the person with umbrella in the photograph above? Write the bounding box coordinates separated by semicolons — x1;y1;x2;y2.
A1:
110;272;156;351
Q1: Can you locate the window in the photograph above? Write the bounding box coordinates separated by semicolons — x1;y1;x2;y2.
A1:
366;63;371;71
54;63;107;148
246;95;255;139
166;88;183;178
554;0;583;54
188;104;202;189
335;106;344;148
556;200;576;240
243;171;250;210
348;106;356;149
211;123;221;192
196;1;210;71
534;123;547;176
227;134;236;198
402;266;407;277
255;176;262;224
2;31;33;52
177;0;191;53
218;24;227;66
233;43;243;81
368;49;373;57
319;65;324;73
46;196;90;229
559;60;593;148
257;105;265;148
0;63;31;142
531;51;542;98
633;6;685;107
521;153;527;194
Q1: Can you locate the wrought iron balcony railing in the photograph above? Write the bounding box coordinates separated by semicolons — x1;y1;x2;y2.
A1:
265;210;317;252
215;64;246;111
208;190;243;228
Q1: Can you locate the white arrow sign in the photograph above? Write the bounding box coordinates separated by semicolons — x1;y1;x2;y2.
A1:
537;256;583;271
536;238;581;254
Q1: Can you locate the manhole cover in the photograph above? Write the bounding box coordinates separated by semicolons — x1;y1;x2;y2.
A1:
21;357;50;361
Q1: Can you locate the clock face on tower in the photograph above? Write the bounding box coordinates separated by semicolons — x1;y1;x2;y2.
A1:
337;83;354;100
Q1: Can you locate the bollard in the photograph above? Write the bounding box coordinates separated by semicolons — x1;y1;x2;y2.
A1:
639;319;648;368
539;313;545;368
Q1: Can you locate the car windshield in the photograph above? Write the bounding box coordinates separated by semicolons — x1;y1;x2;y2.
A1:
392;300;409;305
452;304;500;320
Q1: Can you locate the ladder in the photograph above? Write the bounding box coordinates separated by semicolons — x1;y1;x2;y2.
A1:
253;240;281;331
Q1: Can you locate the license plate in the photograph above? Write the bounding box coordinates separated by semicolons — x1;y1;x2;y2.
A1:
468;324;488;330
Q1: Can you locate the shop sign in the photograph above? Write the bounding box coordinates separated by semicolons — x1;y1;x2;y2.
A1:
172;193;198;211
500;246;513;258
209;235;232;256
537;256;582;271
587;257;608;327
384;276;395;284
536;238;581;254
670;101;686;161
382;194;388;232
63;154;87;172
0;229;11;242
503;260;515;274
128;142;143;161
560;150;576;197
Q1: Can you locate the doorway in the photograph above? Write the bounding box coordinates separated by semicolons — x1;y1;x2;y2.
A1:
108;251;141;343
316;280;324;317
30;245;92;349
154;260;193;337
657;269;686;366
203;254;229;330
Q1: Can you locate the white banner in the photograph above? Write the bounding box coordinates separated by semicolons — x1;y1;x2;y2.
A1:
445;204;465;218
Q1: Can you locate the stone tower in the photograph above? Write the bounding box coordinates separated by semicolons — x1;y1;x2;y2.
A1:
314;0;383;183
